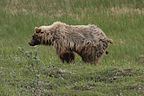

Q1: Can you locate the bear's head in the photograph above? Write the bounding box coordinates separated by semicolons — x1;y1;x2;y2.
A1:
29;26;55;46
29;27;45;46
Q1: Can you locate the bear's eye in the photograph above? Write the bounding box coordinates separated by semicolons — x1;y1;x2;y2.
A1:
32;36;35;39
32;36;38;39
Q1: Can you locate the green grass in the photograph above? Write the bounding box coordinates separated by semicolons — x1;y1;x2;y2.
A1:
0;0;144;96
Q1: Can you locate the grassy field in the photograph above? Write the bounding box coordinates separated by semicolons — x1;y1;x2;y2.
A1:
0;0;144;96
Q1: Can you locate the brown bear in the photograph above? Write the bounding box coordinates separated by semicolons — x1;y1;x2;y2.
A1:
29;21;113;64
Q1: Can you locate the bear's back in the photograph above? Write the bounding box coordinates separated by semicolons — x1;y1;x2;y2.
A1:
64;25;107;43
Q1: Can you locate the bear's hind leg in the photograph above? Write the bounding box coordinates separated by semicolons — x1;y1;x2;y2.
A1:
59;52;75;63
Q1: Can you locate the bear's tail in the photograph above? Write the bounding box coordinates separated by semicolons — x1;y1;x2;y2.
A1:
107;39;113;44
105;50;109;54
105;39;113;55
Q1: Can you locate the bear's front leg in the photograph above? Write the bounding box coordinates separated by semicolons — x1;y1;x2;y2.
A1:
59;51;75;63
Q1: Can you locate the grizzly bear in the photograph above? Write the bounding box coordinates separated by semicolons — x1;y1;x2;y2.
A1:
29;21;113;64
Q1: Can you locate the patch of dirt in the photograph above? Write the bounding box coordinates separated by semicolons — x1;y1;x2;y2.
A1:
72;83;96;91
137;55;144;64
85;68;143;83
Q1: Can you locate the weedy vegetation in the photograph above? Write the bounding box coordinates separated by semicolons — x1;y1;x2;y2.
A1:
0;0;144;96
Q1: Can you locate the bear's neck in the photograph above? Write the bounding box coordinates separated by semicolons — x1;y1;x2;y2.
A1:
41;33;54;45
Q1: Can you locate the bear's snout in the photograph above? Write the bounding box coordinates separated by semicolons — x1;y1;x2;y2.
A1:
28;41;35;46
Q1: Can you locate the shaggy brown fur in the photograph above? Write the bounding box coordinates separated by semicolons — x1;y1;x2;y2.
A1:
29;21;113;64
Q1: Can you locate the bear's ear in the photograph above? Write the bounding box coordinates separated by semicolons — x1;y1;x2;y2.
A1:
35;27;41;33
